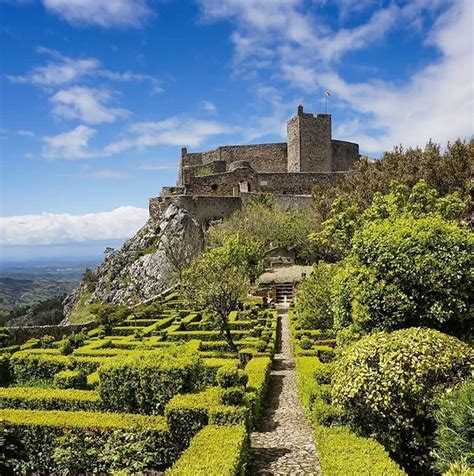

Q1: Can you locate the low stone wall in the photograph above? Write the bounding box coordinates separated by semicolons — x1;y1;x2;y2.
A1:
6;322;97;346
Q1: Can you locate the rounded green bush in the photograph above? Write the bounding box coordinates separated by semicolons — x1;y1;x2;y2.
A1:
332;328;473;473
299;336;313;350
216;365;248;389
433;380;474;473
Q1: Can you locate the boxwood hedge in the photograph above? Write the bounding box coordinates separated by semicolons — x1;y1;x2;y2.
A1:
0;409;176;474
165;425;248;476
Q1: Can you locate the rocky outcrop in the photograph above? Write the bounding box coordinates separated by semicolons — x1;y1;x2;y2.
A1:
62;203;203;324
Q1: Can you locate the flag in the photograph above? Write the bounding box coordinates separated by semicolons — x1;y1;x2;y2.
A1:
325;91;331;97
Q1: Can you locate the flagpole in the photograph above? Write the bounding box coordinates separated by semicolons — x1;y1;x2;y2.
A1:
324;91;331;113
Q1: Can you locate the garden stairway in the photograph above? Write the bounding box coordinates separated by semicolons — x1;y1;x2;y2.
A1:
275;282;294;304
248;305;320;475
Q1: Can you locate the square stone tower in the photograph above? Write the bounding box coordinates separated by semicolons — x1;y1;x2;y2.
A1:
287;105;333;172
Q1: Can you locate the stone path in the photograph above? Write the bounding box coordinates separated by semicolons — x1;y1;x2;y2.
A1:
248;305;321;475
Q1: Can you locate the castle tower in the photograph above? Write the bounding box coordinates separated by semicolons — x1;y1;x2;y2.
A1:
287;105;333;172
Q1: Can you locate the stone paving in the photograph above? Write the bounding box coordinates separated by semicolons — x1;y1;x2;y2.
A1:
248;305;321;475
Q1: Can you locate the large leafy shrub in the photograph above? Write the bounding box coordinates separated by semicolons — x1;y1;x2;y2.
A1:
433;380;474;473
332;328;473;473
348;214;473;337
98;345;203;415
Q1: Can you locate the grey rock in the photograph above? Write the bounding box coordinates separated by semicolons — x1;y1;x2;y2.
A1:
62;204;203;324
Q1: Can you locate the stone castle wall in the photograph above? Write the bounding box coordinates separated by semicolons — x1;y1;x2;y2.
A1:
152;105;360;227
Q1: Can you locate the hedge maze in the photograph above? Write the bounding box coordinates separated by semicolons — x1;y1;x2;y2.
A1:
0;291;276;474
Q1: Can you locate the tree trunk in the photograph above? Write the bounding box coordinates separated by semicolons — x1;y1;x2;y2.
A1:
219;316;238;353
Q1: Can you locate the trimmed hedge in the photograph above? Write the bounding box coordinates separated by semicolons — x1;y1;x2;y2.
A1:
99;346;204;415
165;387;249;449
244;357;271;424
0;409;176;474
53;369;87;389
166;425;248;476
314;426;406;475
10;352;73;385
0;387;101;411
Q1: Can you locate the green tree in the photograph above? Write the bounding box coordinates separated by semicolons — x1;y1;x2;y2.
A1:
182;252;249;352
295;262;335;331
213;233;265;283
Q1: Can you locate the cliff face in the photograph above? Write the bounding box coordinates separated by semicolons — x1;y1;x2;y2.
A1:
62;203;203;324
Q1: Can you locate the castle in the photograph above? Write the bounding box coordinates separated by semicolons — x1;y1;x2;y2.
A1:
150;106;360;224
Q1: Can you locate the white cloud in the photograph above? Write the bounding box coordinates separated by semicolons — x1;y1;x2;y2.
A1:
42;125;101;159
318;0;474;152
0;206;148;245
51;86;129;124
85;169;130;179
41;0;154;28
198;0;473;153
8;47;161;90
105;117;233;153
17;129;35;137
201;100;217;113
7;53;99;86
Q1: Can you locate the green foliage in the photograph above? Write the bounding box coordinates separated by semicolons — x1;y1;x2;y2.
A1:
433;380;474;473
182;252;249;352
244;357;271;423
213;233;265;283
348;214;473;336
208;195;320;262
39;335;55;349
0;354;11;387
216;365;248;389
83;268;98;293
314;426;406;476
165;387;248;449
98;346;203;415
309;197;361;261
311;139;473;217
221;387;245;406
59;332;87;355
131;300;162;319
165;425;248;476
53;370;87;390
10;353;73;385
332;328;474;473
89;304;131;335
0;387;100;411
0;409;175;474
0;327;9;348
295;262;335;330
444;459;474;476
299;336;313;350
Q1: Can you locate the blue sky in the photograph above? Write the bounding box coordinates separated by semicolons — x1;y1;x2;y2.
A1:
1;0;472;260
